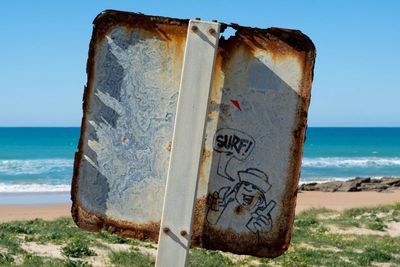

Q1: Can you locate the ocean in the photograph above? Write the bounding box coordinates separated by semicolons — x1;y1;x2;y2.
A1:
0;127;399;198
302;128;400;182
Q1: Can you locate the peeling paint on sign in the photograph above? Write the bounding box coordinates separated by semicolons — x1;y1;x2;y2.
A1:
72;10;316;257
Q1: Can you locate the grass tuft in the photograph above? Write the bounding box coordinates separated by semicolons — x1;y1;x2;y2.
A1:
64;259;92;267
188;248;234;267
109;251;154;267
62;239;97;258
0;252;14;265
96;231;130;244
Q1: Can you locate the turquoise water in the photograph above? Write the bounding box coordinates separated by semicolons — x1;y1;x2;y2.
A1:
0;127;399;194
302;128;400;181
0;128;78;193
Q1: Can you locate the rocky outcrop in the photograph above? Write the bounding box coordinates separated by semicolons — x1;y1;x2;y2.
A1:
298;177;400;192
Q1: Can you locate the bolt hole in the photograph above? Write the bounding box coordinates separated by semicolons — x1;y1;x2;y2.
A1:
191;25;198;32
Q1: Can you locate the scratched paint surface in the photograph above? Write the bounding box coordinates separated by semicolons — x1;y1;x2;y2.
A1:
72;10;315;257
196;40;312;256
205;50;299;231
76;26;183;223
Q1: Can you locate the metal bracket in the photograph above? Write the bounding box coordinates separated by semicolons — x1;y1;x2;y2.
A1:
155;19;220;267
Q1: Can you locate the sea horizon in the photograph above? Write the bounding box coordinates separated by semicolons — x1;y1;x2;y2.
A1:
0;127;399;204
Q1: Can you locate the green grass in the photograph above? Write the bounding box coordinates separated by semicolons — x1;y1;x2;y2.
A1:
64;259;92;267
16;254;90;267
188;248;234;267
62;239;97;258
0;218;91;245
96;231;131;244
0;203;399;266
0;252;14;265
334;203;400;231
109;251;154;267
0;233;24;255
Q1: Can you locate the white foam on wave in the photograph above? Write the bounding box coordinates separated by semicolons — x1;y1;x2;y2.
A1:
299;176;390;184
0;183;70;193
300;177;351;183
302;157;400;168
0;159;73;175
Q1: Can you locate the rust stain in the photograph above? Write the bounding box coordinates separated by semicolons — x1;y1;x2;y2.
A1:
72;195;209;245
207;110;219;120
200;222;287;258
221;105;230;115
93;10;188;42
234;205;244;215
166;141;172;152
72;203;160;242
199;148;211;184
191;197;208;246
201;147;211;159
72;192;292;257
218;24;314;67
191;196;288;258
120;135;128;143
210;47;225;102
262;26;316;256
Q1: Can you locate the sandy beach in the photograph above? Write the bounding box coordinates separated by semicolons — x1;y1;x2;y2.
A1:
1;190;399;223
0;203;71;223
295;190;400;213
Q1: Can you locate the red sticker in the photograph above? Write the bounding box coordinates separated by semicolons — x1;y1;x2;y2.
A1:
231;99;242;111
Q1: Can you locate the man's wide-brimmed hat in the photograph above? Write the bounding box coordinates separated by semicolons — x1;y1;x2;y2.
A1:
238;168;271;194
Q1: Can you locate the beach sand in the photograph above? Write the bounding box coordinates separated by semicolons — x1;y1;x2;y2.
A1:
0;190;399;223
0;203;71;223
295;190;400;213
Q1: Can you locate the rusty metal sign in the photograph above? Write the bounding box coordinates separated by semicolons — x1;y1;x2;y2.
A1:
72;10;316;258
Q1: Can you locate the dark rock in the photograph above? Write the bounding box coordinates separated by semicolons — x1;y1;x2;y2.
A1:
348;177;371;184
299;183;318;191
337;181;361;192
380;177;400;187
314;181;343;192
360;183;390;192
298;176;400;192
370;178;381;183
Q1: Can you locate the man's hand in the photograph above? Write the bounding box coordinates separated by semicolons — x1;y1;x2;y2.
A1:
251;213;272;233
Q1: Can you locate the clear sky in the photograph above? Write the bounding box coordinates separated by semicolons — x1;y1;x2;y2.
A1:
0;0;399;127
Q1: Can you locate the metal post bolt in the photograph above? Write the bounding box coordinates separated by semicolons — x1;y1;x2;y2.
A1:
191;25;199;32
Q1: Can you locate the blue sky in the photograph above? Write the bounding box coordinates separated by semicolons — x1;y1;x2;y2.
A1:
0;0;399;127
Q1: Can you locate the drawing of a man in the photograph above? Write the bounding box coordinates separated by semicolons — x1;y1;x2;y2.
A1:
206;168;276;235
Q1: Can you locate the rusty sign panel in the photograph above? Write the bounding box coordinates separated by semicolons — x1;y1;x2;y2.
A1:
72;10;315;257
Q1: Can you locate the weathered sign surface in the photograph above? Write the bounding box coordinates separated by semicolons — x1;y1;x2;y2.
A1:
72;10;316;257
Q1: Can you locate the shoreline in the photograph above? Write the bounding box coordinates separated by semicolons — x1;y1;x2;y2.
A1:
0;189;399;223
1;176;398;205
0;191;70;205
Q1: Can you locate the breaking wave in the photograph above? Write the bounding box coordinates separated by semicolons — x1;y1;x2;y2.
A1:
0;183;70;193
0;159;73;175
302;157;400;168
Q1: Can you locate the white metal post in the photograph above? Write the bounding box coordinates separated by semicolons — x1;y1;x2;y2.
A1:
155;20;220;267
